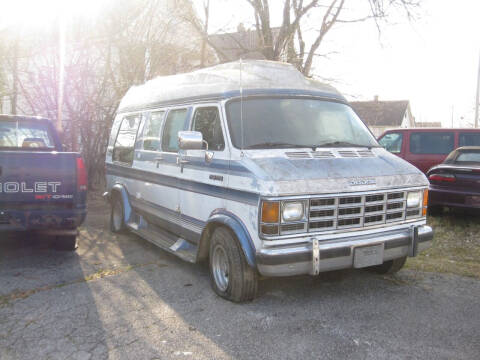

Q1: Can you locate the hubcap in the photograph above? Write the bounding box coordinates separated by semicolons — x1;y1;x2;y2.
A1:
113;201;123;230
212;245;229;292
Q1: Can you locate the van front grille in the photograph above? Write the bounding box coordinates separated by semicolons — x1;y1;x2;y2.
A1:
308;190;414;232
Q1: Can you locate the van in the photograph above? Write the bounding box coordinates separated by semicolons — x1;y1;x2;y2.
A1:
104;60;433;302
378;128;480;173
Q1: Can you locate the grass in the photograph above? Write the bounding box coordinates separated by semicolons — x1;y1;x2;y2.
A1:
406;209;480;279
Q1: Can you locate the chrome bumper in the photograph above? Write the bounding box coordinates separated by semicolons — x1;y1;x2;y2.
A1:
256;225;433;277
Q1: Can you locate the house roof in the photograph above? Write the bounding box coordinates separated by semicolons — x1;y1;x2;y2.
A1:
209;28;280;62
415;121;442;128
349;100;409;127
118;60;345;112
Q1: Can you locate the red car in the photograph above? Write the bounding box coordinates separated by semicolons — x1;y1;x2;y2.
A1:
426;147;480;213
378;128;480;173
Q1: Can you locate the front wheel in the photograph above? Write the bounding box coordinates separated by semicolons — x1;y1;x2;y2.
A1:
110;195;127;233
370;256;407;274
209;227;258;302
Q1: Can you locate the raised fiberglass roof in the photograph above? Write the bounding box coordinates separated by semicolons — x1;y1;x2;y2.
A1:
118;60;345;112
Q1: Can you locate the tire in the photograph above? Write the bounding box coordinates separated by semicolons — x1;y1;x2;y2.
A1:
209;227;258;302
428;205;443;216
55;235;78;251
111;195;127;233
370;256;407;274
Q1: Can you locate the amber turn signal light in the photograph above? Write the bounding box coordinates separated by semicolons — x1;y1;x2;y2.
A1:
422;189;429;216
261;201;279;223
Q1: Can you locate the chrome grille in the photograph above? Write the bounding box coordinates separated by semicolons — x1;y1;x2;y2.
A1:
308;190;412;232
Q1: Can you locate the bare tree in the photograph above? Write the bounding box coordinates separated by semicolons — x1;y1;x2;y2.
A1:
192;0;420;76
0;0;206;189
251;0;420;76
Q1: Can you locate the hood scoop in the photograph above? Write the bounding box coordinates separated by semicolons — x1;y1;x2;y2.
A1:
285;149;375;159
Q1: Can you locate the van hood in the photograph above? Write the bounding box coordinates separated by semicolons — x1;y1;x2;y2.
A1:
239;148;428;196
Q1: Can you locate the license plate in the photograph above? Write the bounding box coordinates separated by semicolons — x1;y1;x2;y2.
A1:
354;244;384;268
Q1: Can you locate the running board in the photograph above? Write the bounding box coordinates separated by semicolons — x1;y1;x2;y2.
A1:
129;221;197;263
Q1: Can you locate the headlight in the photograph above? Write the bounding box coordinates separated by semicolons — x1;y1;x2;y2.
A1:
407;191;422;208
282;202;304;222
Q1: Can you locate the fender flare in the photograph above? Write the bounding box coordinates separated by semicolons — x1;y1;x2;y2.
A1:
204;209;256;268
110;184;132;223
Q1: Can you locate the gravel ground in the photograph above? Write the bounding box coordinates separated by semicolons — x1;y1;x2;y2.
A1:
1;198;479;360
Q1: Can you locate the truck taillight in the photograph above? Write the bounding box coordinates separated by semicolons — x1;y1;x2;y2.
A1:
76;157;87;191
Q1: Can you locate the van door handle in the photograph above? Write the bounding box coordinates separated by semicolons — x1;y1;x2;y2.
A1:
176;157;189;165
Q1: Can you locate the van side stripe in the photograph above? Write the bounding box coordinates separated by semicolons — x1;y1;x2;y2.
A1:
135;151;253;177
106;163;259;205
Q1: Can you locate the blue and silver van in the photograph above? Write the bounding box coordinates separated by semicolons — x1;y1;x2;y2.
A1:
104;60;433;302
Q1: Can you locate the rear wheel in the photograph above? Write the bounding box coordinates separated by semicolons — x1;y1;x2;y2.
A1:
209;227;258;302
111;195;127;233
370;256;407;274
54;235;78;251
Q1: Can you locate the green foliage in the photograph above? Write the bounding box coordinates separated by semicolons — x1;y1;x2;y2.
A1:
407;210;480;278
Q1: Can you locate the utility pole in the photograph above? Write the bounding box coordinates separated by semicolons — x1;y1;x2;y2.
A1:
57;15;66;133
475;50;480;128
11;36;18;115
451;105;454;128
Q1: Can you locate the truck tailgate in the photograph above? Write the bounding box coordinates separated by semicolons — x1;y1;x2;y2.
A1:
0;151;78;208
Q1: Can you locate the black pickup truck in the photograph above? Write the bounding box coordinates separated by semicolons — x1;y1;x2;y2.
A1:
0;115;87;250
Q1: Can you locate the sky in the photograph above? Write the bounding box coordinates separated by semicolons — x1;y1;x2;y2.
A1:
196;0;480;128
1;0;479;127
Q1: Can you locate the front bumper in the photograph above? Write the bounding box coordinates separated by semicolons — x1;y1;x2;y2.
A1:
256;225;433;277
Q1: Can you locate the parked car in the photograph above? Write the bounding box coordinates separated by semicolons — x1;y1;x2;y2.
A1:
104;60;433;302
427;146;480;214
378;128;480;173
0;115;87;250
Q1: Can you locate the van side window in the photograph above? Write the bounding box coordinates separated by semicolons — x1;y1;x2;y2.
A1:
162;109;189;152
409;132;454;155
378;132;402;153
192;107;225;151
113;115;141;165
459;133;480;146
142;111;165;151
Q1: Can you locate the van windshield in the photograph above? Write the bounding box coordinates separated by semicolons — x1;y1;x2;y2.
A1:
226;98;378;149
0;120;56;150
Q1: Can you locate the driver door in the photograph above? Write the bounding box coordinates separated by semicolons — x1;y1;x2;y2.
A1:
178;104;229;243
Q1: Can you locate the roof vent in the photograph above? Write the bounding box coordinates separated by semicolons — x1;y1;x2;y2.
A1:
357;149;375;157
337;150;358;158
285;151;311;159
312;151;335;159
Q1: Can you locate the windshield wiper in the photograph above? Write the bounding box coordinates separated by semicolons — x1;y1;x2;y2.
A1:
315;141;377;148
245;142;310;149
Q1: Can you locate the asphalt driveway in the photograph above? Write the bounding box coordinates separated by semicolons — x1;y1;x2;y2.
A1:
1;198;479;359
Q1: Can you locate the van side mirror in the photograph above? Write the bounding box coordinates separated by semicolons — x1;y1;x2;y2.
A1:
178;131;203;150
